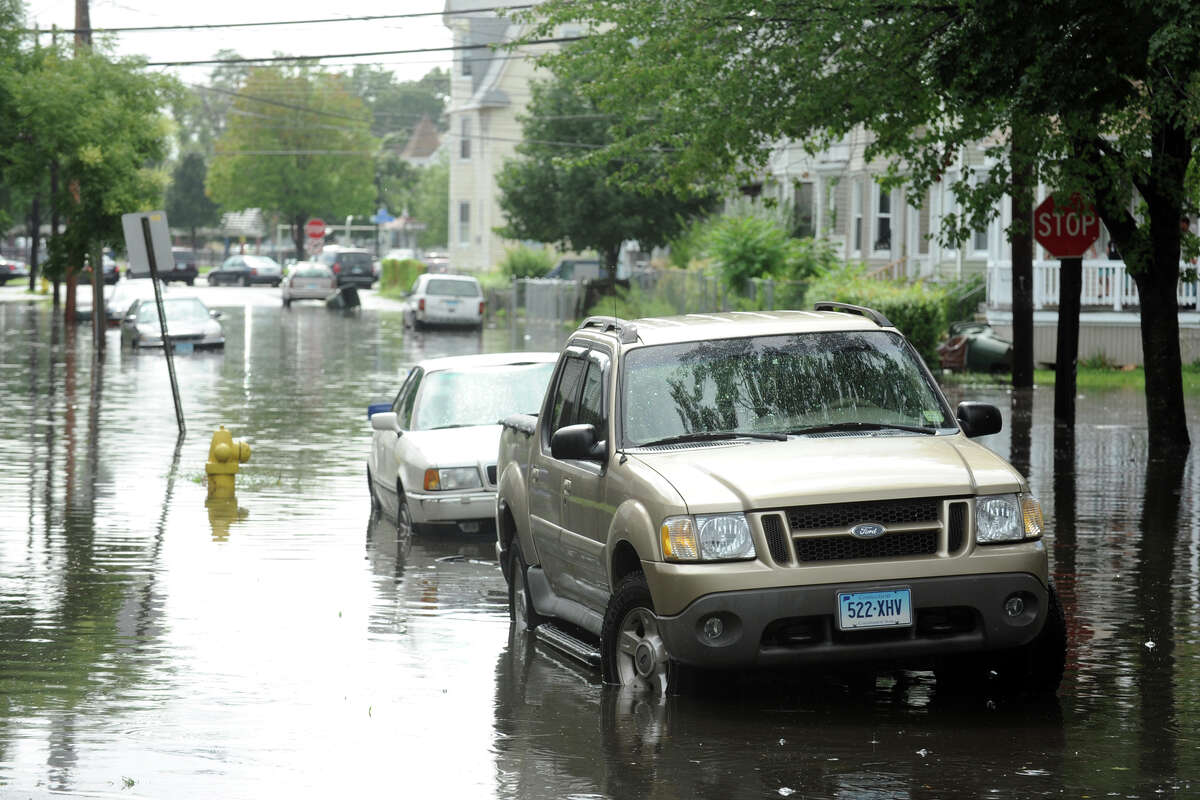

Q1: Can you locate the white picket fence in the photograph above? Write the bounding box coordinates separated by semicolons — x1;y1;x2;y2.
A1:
987;260;1199;311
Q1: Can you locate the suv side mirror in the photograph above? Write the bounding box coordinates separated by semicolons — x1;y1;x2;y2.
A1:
956;402;1002;437
551;423;607;461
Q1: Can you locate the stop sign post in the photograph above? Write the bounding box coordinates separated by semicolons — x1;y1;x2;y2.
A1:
1034;193;1098;426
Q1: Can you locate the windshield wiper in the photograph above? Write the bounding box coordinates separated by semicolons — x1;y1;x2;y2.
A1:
638;430;787;448
787;421;937;436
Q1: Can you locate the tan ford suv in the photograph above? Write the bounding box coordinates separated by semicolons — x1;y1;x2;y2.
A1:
495;303;1066;694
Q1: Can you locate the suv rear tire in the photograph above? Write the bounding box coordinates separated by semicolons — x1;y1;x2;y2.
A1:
507;539;545;632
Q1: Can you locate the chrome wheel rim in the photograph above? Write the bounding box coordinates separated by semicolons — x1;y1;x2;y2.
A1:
615;607;669;694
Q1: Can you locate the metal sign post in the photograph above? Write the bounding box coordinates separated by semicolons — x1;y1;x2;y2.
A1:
122;210;186;436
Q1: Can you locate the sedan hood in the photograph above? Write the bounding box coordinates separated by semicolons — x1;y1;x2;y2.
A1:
403;424;504;466
630;434;1022;513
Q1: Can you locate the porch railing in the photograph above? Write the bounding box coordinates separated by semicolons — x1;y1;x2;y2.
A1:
986;260;1199;311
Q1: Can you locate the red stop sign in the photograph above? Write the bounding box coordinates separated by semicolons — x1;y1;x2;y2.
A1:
304;218;326;239
1034;194;1099;258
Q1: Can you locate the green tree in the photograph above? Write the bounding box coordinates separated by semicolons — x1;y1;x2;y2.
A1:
525;0;1200;457
496;66;717;269
351;65;449;141
165;152;221;250
410;154;449;249
207;65;377;259
170;50;252;158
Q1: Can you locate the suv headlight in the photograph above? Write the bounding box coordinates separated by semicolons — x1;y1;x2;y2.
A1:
661;513;756;562
424;467;482;491
976;494;1043;543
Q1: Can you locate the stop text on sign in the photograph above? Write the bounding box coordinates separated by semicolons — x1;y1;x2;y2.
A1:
1033;193;1100;259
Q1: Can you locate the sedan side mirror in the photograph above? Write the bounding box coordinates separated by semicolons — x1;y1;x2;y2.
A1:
551;423;607;462
956;402;1002;438
370;411;401;434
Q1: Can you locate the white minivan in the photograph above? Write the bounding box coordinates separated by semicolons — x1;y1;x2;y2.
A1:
403;274;485;330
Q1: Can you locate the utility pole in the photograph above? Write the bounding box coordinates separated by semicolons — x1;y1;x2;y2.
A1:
74;0;105;351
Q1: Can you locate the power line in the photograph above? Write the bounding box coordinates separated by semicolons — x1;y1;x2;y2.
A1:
20;5;534;34
148;36;583;67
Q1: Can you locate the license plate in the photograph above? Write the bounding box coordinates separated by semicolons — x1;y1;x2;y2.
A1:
173;341;194;354
444;299;460;308
304;282;319;289
837;588;912;630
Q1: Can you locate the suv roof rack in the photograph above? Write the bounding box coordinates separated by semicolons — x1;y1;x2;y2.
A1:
813;301;894;328
578;316;639;344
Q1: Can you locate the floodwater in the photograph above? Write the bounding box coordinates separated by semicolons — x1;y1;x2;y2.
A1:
0;291;1197;799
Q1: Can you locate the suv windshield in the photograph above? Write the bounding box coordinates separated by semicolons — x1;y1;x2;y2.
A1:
620;331;953;446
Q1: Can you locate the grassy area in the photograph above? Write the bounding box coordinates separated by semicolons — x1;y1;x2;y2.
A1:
941;364;1200;393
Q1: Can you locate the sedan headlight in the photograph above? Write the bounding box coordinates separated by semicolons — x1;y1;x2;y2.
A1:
976;493;1043;543
424;467;482;491
661;513;755;562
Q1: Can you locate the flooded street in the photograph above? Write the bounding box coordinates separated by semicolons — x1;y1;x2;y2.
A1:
1;290;1197;798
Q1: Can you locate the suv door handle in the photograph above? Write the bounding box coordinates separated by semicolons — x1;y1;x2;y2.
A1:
530;466;548;482
562;478;572;497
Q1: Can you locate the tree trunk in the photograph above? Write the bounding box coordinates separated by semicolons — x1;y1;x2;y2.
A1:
28;196;40;292
1010;122;1035;387
292;215;306;263
1134;266;1189;456
50;160;60;308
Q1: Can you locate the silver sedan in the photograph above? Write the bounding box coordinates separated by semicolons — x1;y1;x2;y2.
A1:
281;262;336;307
366;352;558;534
120;296;225;352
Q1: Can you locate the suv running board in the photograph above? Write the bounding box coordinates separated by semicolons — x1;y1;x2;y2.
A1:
536;624;602;668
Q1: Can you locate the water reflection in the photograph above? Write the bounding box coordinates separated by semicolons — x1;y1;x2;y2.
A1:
0;300;1197;797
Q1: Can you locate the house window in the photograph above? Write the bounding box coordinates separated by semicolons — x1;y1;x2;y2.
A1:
972;225;989;255
458;202;470;245
461;52;473;76
460;118;471;160
851;180;863;255
874;186;892;254
793;182;815;238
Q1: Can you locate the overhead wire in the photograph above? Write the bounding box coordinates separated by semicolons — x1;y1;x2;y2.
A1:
18;5;535;34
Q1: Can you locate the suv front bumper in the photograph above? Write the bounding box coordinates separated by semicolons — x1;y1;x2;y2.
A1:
654;572;1049;669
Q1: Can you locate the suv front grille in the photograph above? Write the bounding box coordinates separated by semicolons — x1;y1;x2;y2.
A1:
795;530;937;562
773;497;952;565
787;498;939;530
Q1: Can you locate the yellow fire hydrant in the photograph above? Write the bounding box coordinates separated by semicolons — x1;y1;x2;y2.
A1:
206;425;251;499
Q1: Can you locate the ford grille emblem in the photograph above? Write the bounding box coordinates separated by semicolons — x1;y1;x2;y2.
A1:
850;523;886;540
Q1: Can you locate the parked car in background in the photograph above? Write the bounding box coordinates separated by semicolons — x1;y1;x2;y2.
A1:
421;251;449;273
402;274;485;330
281;261;336;307
121;296;224;351
209;254;283;287
0;257;31;285
546;258;602;281
317;246;375;289
366;352;559;535
384;247;419;262
82;253;120;285
104;279;167;326
125;247;199;285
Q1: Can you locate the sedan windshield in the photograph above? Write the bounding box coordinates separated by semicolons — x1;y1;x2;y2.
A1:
412;363;555;430
621;331;953;447
137;298;211;324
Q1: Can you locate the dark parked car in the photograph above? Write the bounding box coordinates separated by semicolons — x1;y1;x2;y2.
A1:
126;247;199;285
82;254;120;285
316;246;375;289
0;257;30;285
208;255;283;287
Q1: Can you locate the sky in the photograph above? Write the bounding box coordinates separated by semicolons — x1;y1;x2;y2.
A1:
22;0;455;85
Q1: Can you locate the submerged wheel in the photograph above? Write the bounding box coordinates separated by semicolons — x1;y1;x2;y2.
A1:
396;482;413;536
508;538;545;632
367;466;381;512
601;572;690;694
936;584;1067;696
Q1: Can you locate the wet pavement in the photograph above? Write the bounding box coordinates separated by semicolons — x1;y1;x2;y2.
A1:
0;288;1197;798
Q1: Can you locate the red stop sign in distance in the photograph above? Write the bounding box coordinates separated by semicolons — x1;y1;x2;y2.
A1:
1034;194;1100;258
304;218;326;239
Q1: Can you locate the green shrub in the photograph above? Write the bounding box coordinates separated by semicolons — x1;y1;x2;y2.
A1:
805;265;950;364
499;245;554;278
583;283;679;321
379;258;424;297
